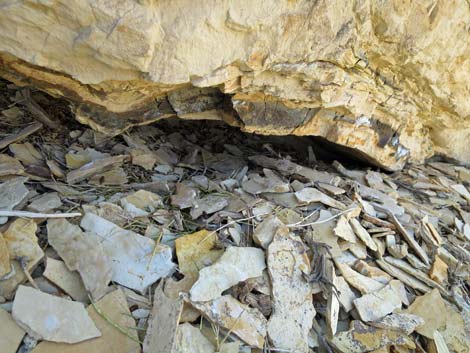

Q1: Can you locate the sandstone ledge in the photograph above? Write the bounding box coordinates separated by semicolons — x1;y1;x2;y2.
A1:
2;0;470;170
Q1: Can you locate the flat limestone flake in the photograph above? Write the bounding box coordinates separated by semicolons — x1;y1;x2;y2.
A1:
12;285;100;344
175;229;223;280
31;289;140;353
190;295;267;348
267;228;315;353
190;246;266;302
331;320;415;353
0;307;25;353
3;218;44;271
80;213;175;293
353;280;403;322
47;218;112;300
43;257;88;303
175;323;215;353
143;282;184;353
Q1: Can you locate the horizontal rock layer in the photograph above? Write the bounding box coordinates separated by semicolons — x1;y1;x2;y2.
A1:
1;0;470;170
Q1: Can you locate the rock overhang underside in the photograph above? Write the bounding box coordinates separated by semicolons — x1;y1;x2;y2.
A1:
1;0;470;171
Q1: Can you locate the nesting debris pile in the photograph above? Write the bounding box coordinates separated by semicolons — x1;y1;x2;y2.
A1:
0;82;469;353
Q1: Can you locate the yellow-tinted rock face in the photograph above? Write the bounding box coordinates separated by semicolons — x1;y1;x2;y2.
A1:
1;0;470;169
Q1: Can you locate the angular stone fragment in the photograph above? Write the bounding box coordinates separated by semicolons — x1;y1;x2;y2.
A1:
191;295;267;348
0;177;29;224
190;194;228;219
0;261;26;299
12;286;101;343
47;219;112;300
331;320;415;353
375;259;432;294
295;187;346;209
130;149;157;170
190;246;265;302
309;210;343;257
10;142;42;165
353;280;403;322
175;229;223;280
0;154;24;177
242;169;290;194
326;260;340;336
349;218;377;251
253;215;285;249
336;263;384;294
370;313;424;334
0;233;10;277
407;289;470;352
267;228;315;353
334;215;357;243
451;184;470;202
3;218;44;271
429;256;448;285
0;307;25;353
390;214;430;265
171;183;198;209
66;155;126;184
336;276;357;312
143;282;184;353
31;289;140;353
121;190;163;212
175;323;215;353
28;192;62;213
80;213;175;293
43;257;88;303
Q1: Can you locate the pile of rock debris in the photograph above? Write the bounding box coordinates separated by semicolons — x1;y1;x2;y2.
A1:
0;83;469;353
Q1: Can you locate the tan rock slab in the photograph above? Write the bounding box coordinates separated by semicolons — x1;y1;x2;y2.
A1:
0;122;42;150
175;229;223;279
190;246;265;302
191;295;267;348
3;218;43;271
331;320;415;353
0;177;29;224
405;289;470;352
9;142;42;165
0;261;26;299
43;257;88;303
12;285;101;343
0;232;10;277
334;215;357;243
0;307;25;353
0;154;24;178
253;215;285;248
47;218;112;300
80;213;175;293
31;289;140;353
309;210;343;257
66;155;126;184
28;192;62;213
353;280;403;322
429;256;448;285
143;282;184;353
121;190;163;213
349;218;377;251
336;276;357;312
295;187;346;209
175;323;215;353
336;263;384;294
241;169;290;194
326;259;340;336
267;228;315;353
370;313;424;335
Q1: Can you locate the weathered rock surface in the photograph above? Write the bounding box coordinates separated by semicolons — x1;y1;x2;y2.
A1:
2;1;470;169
